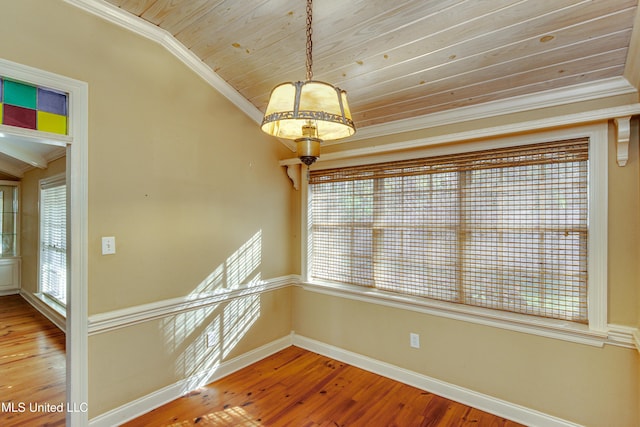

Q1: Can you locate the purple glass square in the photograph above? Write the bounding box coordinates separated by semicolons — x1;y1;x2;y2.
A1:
38;88;67;116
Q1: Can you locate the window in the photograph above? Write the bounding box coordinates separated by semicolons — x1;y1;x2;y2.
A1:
0;182;19;257
39;174;67;306
308;139;591;323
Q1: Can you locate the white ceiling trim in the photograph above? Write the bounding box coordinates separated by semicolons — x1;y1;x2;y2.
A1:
280;103;640;167
64;0;263;124
64;0;638;150
343;76;637;143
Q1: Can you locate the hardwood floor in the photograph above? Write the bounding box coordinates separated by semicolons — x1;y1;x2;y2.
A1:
0;295;66;427
123;346;525;427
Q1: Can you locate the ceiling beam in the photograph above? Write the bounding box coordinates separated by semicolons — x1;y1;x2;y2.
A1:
0;156;24;179
0;139;48;169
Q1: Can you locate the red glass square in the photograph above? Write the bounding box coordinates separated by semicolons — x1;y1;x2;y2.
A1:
3;104;36;130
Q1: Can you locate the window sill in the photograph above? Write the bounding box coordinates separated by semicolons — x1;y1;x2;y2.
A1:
298;279;616;348
38;293;66;317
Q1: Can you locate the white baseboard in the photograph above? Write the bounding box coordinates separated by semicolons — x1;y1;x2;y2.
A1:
19;290;66;332
292;334;583;427
608;324;640;352
89;332;583;427
88;334;292;427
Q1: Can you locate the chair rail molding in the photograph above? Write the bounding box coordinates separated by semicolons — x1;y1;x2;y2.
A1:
88;275;297;335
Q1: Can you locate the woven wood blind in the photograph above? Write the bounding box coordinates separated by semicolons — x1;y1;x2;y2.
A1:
309;139;589;323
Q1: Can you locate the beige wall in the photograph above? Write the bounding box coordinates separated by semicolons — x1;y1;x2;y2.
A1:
88;287;291;416
20;156;67;295
294;108;640;426
0;0;294;307
1;0;294;418
608;122;640;326
292;288;638;427
2;1;638;425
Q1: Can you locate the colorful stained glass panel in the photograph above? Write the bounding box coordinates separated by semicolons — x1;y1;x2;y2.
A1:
3;80;37;109
3;104;37;129
0;77;68;135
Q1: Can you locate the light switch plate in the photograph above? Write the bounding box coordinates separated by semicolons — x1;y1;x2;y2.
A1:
409;332;420;349
101;236;116;255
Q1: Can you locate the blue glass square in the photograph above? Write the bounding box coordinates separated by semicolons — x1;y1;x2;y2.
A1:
37;88;67;116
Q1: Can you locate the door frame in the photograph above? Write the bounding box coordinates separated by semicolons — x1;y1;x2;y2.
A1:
0;58;89;426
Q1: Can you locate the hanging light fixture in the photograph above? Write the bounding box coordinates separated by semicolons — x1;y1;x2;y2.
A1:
261;0;355;166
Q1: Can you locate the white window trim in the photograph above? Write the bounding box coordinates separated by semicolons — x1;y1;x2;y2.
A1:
301;123;608;345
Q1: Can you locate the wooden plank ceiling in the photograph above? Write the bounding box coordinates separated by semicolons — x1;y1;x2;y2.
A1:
106;0;638;130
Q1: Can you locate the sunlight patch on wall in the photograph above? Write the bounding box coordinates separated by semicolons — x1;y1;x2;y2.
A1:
174;310;222;393
161;230;264;394
188;230;263;296
222;294;261;359
226;232;262;289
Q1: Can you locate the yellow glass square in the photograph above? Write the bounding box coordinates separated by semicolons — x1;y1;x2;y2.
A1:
37;110;67;135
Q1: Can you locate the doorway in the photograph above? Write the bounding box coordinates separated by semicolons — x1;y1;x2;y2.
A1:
0;58;88;426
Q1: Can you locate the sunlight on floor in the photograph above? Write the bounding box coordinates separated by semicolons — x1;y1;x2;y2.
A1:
160;230;263;394
166;406;262;426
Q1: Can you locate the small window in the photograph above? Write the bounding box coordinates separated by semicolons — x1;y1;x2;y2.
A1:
39;174;66;306
0;182;19;257
308;139;590;323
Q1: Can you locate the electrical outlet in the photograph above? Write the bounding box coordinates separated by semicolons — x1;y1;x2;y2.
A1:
409;332;420;349
207;332;217;348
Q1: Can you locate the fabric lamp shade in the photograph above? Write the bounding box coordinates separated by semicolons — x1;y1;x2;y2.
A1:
261;80;355;141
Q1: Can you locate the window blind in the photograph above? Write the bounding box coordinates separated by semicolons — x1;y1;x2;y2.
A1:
309;139;589;323
40;180;67;306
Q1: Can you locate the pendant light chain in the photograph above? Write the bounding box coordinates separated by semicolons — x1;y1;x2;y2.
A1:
305;0;313;81
260;0;355;163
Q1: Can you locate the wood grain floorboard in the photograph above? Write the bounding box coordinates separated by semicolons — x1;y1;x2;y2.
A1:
123;346;525;427
0;295;66;427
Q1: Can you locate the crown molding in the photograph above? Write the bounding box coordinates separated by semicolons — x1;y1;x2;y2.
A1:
64;1;637;150
63;0;263;125
339;76;637;144
281;106;640;168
